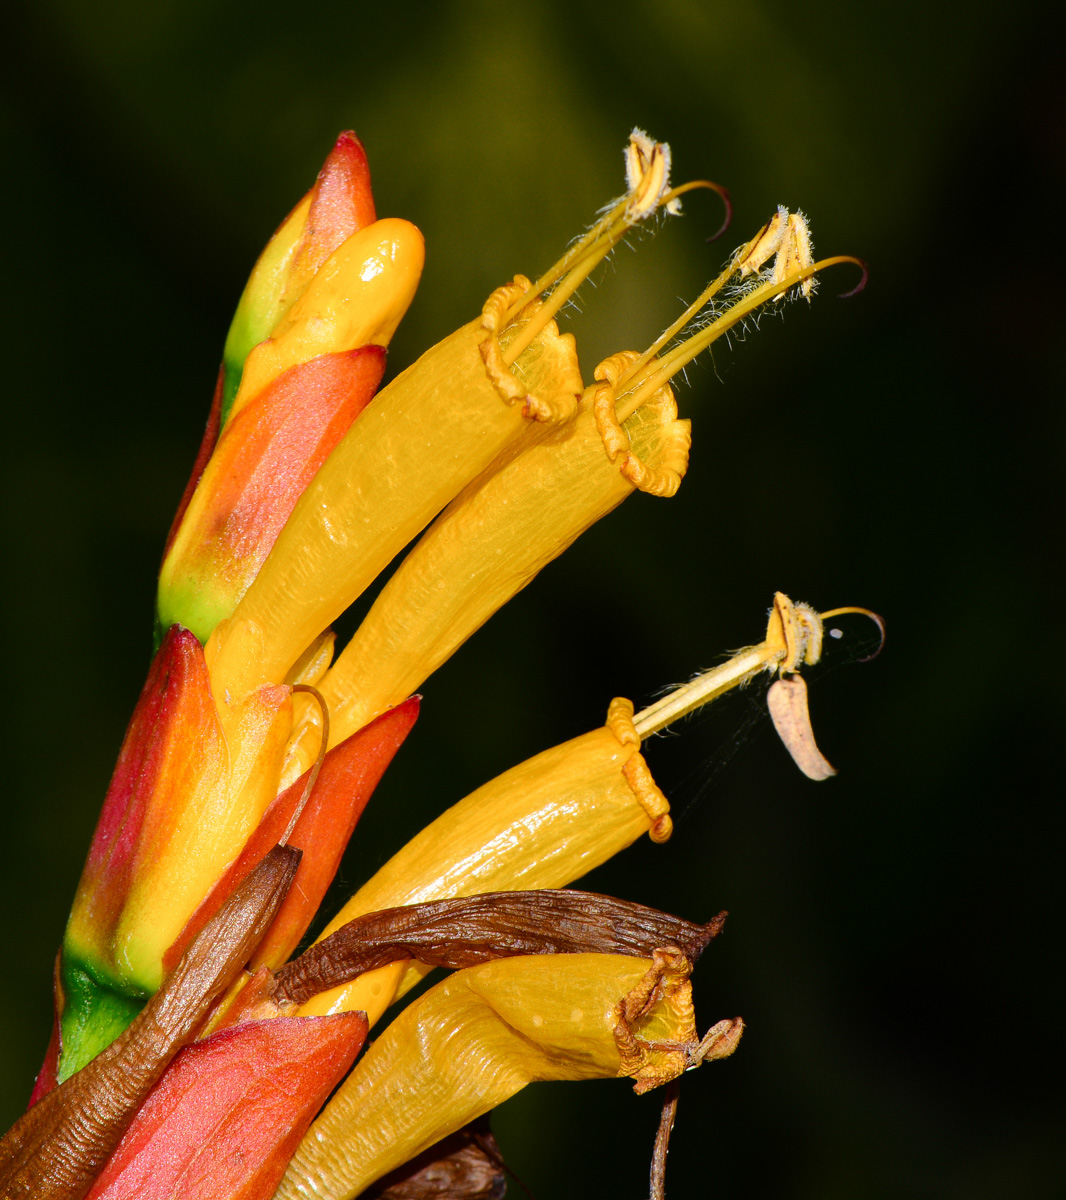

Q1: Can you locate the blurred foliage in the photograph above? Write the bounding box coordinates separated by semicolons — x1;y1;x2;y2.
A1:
1;0;1063;1196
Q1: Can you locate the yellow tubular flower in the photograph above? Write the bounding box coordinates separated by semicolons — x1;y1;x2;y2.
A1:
206;277;585;702
208;188;857;705
296;593;869;1023
205;133;711;703
276;952;739;1200
297;694;669;1021
279;351;690;786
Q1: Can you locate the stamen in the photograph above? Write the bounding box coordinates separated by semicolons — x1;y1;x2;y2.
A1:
613;254;867;422
633;643;777;738
625;128;673;218
633;594;805;736
632;593;873;738
616;258;736;391
501;242;618;365
513;194;631;319
500;193;668;366
507;126;673;327
773;211;815;302
737;206;788;276
507;179;733;375
501;134;727;367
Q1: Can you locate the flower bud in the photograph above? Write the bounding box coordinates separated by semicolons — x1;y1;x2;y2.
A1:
221;130;377;423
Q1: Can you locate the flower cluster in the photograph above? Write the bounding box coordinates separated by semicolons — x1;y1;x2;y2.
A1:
0;130;871;1200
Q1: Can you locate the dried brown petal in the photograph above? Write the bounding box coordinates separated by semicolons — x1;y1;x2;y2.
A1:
614;951;744;1094
0;845;299;1200
274;889;725;1005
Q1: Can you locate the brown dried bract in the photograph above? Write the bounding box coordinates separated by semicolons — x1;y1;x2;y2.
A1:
0;845;300;1200
274;890;726;1005
362;1119;508;1200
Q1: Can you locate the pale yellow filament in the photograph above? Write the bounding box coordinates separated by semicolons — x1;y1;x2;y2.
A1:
616;255;864;422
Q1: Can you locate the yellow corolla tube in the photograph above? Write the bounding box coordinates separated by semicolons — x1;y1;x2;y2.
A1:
207;276;585;699
295;593;877;1025
276;951;741;1200
279;351;690;785
296;695;669;1021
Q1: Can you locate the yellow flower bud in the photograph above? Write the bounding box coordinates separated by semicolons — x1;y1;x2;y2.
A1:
232;217;424;417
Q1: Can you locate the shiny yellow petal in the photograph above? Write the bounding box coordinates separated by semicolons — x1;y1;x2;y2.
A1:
298;698;668;1021
208;277;583;698
280;353;689;784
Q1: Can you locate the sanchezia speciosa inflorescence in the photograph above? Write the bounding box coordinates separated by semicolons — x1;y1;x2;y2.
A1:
1;129;876;1200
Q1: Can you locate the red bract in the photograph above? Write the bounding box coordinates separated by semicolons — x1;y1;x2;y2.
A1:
292;130;377;284
84;1013;368;1200
157;345;387;644
164;694;421;975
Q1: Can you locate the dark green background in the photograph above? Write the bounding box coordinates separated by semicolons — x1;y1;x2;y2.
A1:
2;2;1062;1196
